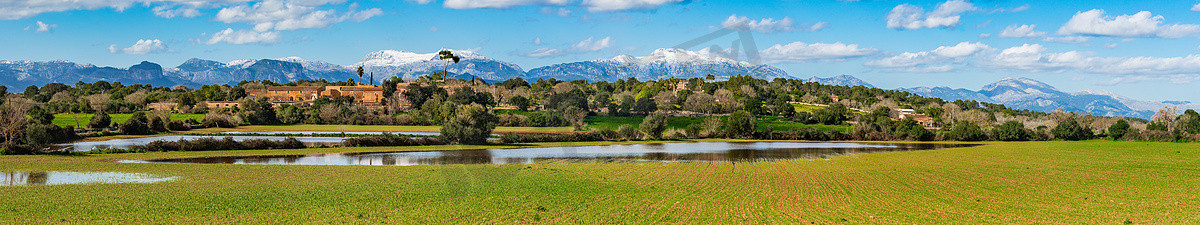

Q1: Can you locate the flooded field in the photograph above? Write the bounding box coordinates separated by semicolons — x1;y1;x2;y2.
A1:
130;142;976;166
63;136;348;151
218;131;442;136
1;171;177;186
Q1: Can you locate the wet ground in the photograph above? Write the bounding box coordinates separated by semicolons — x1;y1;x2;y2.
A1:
1;171;177;186
128;142;978;166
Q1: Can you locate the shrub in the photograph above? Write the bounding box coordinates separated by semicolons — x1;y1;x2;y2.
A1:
203;113;242;128
639;113;668;139
88;112;111;129
617;125;640;140
1108;119;1130;140
498;133;607;144
440;104;498;145
1120;130;1176;142
342;133;448;147
759;127;830;141
1052;119;1093;141
130;137;306;152
725;110;756;138
119;112;152;135
167;120;191;131
992;121;1031;141
945;121;988;141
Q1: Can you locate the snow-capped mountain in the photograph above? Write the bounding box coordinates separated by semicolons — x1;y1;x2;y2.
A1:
525;48;790;82
900;77;1169;119
0;60;182;88
803;75;875;88
352;49;526;83
170;58;356;85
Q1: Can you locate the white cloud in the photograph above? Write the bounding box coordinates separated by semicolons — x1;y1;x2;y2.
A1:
205;28;281;44
978;33;991;38
518;36;612;58
864;42;990;72
1193;3;1200;11
1042;36;1091;43
998;24;1045;38
582;0;686;12
886;0;976;30
215;0;382;32
721;14;796;33
443;0;569;9
540;7;571;16
569;36;613;51
152;5;202;18
759;41;878;63
519;47;564;58
24;21;58;33
108;39;170;54
1058;9;1200;38
809;22;830;31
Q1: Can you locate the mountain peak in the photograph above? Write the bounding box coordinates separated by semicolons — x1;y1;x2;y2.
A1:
600;48;741;65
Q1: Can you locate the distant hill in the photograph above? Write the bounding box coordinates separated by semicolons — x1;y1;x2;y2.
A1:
525;48;790;82
897;77;1200;119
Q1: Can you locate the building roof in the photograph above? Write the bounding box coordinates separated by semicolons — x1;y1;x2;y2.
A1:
266;86;323;91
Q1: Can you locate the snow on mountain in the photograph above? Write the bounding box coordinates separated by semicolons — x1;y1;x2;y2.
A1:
803;75;875;88
902;77;1162;119
352;49;525;83
898;86;992;102
525;48;790;82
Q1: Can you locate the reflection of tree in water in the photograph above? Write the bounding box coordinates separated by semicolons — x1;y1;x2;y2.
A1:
3;172;49;185
417;150;493;165
26;172;47;185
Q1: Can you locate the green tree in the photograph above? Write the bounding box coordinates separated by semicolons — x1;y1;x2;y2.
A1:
1052;119;1093;141
437;50;461;80
440;104;497;145
88;111;111;129
992;121;1030;141
119;112;152;135
639;113;669;139
508;96;531;111
946;121;988;141
1108;119;1131;140
725;110;756;138
633;97;657;115
240;97;278;125
27;105;54;125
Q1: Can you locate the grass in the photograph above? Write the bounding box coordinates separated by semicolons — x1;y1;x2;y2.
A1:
1;141;1198;223
52;112;206;128
585;115;852;132
791;103;825;113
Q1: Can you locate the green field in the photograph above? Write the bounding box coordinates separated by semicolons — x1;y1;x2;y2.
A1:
52;112;206;128
2;141;1197;223
585;115;852;132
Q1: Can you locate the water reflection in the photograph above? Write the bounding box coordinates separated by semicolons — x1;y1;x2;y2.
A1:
1;171;178;186
134;142;978;166
62;136;349;151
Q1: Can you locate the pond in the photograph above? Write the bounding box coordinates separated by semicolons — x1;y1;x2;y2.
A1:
1;171;178;186
218;131;443;136
127;142;977;166
63;136;349;151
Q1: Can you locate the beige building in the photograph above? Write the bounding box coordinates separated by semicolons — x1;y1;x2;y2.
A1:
247;85;385;105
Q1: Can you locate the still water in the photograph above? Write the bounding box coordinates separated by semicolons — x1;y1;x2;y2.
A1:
219;131;442;136
129;142;977;166
1;171;178;186
63;136;348;151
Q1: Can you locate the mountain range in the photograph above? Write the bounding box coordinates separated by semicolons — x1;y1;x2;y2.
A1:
899;77;1198;119
0;49;1190;119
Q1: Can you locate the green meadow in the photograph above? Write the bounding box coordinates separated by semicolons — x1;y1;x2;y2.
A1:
1;141;1197;223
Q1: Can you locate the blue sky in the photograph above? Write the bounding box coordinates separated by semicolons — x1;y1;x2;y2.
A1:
4;0;1200;101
